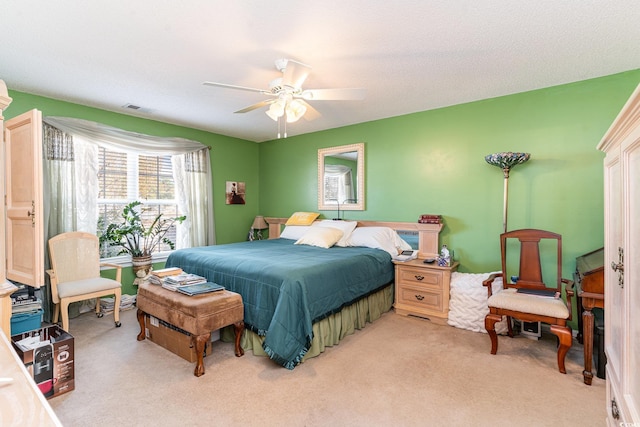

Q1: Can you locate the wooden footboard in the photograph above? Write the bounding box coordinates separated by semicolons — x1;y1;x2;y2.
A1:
264;217;443;259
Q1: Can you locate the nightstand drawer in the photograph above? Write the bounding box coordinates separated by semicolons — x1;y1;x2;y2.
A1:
397;283;443;312
397;267;442;289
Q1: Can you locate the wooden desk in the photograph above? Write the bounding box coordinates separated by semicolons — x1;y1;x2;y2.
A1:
574;248;604;386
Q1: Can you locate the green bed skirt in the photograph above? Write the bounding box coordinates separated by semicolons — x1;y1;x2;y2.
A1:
222;283;394;364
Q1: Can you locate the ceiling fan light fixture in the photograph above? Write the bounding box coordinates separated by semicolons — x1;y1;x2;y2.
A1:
266;99;286;121
285;99;307;123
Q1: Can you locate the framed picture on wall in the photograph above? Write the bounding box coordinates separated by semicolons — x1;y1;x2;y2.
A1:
226;181;246;205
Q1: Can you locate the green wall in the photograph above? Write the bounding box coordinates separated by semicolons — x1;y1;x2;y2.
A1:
259;70;640;282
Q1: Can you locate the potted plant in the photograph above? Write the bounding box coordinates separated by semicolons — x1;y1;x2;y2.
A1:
101;201;186;277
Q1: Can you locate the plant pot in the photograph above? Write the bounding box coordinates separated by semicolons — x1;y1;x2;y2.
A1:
132;255;153;278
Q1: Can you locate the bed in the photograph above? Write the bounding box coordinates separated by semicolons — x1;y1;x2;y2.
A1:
165;218;442;369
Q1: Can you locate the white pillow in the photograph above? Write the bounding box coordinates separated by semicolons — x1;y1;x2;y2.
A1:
295;227;344;249
312;220;358;247
279;225;313;240
346;226;412;257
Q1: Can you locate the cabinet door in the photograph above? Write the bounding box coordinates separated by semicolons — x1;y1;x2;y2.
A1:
622;134;640;420
4;110;44;288
604;145;624;384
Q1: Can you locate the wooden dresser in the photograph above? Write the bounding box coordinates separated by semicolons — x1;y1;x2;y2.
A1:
393;259;459;325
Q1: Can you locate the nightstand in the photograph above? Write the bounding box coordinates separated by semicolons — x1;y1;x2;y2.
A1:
393;259;459;325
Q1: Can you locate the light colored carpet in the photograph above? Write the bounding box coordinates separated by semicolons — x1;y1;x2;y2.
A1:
48;308;605;427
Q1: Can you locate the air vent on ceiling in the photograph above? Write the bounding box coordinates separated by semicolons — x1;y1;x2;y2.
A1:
122;103;142;110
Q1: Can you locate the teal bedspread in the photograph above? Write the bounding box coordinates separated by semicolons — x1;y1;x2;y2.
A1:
165;238;394;369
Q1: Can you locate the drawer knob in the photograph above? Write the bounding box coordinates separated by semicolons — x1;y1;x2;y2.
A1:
414;275;424;281
414;294;424;301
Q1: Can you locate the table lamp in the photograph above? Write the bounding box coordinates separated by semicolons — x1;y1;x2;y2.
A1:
250;215;268;240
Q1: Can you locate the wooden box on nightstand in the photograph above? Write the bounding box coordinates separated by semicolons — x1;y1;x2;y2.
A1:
393;259;459;325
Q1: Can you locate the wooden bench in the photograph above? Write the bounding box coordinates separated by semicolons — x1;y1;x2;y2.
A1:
136;282;244;377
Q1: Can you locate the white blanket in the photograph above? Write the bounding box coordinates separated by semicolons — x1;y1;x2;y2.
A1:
448;271;508;334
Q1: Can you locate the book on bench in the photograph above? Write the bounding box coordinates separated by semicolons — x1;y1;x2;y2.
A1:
177;282;225;296
151;267;183;278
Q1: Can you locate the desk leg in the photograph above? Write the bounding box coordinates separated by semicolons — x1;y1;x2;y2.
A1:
576;294;584;344
582;308;595;385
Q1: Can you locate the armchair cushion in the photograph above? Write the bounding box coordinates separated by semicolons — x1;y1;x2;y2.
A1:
57;277;121;299
487;288;570;319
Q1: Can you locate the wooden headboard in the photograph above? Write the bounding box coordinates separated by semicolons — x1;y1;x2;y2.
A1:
264;217;443;259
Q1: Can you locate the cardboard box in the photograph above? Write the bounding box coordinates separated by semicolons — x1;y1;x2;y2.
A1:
11;325;74;399
145;316;211;363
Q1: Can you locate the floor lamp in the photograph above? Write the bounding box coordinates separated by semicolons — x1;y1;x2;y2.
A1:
485;152;531;233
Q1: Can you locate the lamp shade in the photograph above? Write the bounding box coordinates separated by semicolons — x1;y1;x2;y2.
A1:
485;152;530;177
251;215;268;230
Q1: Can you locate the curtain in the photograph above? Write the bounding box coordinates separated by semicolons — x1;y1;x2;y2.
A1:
42;124;99;321
172;148;216;248
41;117;214;317
42;117;214;246
43;117;204;155
43;117;215;244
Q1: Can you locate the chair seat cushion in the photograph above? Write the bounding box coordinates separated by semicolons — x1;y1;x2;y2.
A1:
487;288;569;319
57;277;121;299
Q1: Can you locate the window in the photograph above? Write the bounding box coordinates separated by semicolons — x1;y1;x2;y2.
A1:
97;147;180;258
323;165;354;205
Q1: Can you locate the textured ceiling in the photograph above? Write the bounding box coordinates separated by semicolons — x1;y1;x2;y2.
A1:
2;1;640;142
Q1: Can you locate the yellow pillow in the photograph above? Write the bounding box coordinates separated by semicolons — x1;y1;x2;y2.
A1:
285;211;320;226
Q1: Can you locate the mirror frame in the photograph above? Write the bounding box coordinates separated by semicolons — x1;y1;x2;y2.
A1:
318;142;365;211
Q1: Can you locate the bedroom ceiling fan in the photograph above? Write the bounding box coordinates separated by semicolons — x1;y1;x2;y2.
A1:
203;59;366;138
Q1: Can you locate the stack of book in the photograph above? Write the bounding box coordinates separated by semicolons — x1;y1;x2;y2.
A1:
148;267;183;286
162;273;207;292
100;294;138;313
11;294;43;315
418;214;442;224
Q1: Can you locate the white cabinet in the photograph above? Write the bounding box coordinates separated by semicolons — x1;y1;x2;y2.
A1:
598;84;640;425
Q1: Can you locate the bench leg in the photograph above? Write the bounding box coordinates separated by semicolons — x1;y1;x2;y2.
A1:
193;333;211;377
233;321;245;357
136;309;147;341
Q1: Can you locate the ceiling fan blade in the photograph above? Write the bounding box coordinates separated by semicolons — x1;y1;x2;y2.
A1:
300;101;321;121
203;81;271;95
300;88;366;101
281;59;311;90
234;99;276;114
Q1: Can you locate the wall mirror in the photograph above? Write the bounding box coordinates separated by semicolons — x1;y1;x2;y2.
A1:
318;142;365;211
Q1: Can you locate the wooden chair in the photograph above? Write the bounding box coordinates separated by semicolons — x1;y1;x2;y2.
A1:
47;232;123;332
483;229;574;373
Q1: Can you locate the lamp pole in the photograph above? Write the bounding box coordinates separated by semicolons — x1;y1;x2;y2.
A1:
485;152;531;234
